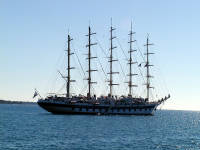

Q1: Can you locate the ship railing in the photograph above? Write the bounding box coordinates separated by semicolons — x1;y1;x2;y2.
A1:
156;94;170;104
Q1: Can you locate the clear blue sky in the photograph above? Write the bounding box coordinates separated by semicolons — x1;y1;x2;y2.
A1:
0;0;200;110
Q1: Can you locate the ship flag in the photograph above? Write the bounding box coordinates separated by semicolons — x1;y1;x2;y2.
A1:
33;90;38;98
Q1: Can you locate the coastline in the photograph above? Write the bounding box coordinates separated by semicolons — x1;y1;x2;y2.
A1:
0;100;36;104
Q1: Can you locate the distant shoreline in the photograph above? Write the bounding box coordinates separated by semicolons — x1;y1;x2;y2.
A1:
0;100;36;104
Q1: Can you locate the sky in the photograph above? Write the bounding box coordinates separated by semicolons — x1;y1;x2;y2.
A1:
0;0;200;110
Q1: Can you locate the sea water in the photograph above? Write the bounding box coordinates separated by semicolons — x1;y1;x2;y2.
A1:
0;104;200;150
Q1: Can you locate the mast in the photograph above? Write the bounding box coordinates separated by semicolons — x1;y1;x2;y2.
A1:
66;34;75;98
108;20;119;97
127;22;137;96
86;26;97;98
144;35;154;101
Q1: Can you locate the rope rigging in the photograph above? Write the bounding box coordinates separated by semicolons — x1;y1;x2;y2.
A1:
116;37;128;60
43;26;169;101
71;44;86;78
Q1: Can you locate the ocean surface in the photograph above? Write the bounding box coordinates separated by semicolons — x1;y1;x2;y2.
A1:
0;104;200;150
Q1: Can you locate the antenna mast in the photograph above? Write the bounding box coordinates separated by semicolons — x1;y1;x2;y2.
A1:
144;35;154;101
108;19;119;97
86;26;97;98
66;34;75;98
127;22;137;96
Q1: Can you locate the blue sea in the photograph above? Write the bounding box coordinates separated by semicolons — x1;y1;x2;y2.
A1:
0;104;200;150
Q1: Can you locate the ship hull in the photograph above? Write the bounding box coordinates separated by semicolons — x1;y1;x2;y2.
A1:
38;101;158;115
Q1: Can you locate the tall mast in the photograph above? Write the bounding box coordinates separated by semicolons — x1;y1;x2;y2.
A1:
127;22;137;96
66;34;75;98
86;26;97;98
108;20;119;97
144;35;154;101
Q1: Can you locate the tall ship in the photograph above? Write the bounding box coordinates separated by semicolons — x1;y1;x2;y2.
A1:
37;22;170;115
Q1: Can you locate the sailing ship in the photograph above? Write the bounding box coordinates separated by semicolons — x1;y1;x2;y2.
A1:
37;22;170;115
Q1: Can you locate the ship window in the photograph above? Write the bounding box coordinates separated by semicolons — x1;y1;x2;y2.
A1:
72;107;74;111
140;109;142;111
93;108;95;111
149;108;151;111
80;108;82;111
117;108;120;112
86;108;88;112
123;108;125;112
145;108;147;111
129;108;131;112
134;108;136;111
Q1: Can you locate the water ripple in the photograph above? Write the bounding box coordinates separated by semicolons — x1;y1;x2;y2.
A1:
1;104;200;150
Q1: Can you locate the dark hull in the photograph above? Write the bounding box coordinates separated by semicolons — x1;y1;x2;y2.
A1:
38;101;158;115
